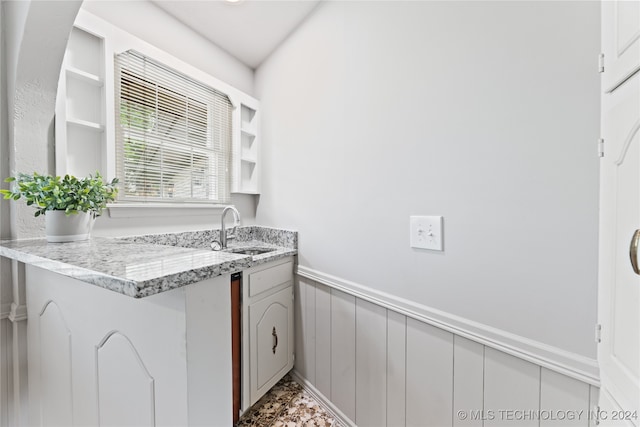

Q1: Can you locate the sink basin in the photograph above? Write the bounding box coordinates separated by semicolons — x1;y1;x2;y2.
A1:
227;247;276;256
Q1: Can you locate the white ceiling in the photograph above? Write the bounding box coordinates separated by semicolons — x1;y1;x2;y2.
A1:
152;0;322;69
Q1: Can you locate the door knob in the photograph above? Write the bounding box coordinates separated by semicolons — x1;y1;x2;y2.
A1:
630;229;640;275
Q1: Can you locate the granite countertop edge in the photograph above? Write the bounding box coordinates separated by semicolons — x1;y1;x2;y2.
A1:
0;227;297;299
0;242;142;297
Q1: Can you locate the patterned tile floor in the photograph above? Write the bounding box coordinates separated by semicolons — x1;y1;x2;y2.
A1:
237;375;339;426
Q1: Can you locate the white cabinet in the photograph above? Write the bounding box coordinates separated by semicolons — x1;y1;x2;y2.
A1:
242;258;295;411
25;265;234;426
250;286;294;398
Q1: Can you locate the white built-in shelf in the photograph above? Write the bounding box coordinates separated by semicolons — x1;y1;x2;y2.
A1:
67;117;105;132
241;128;256;138
66;67;104;86
232;102;259;195
241;105;256;128
56;25;108;179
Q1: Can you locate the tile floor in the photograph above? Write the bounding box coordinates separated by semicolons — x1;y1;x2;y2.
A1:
237;375;340;426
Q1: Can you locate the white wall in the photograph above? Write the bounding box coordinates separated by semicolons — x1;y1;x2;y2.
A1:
254;1;600;360
75;1;258;236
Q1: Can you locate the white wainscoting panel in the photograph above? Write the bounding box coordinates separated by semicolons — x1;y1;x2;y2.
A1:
386;310;406;427
540;368;591;426
315;283;332;398
406;318;454;427
293;274;596;427
294;277;307;379
303;277;316;384
355;299;387;427
330;289;356;421
484;347;540;427
39;302;73;427
453;336;484;427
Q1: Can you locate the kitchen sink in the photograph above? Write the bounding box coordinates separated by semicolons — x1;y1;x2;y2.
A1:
227;247;276;256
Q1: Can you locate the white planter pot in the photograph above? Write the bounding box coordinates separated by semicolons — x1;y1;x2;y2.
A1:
45;211;95;243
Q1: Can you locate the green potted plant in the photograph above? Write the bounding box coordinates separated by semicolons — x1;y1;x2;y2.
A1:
0;172;118;242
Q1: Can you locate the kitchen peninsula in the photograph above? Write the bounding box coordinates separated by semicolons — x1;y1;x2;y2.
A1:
0;226;297;427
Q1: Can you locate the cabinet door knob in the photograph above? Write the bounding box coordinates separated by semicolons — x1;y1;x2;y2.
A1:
272;327;278;354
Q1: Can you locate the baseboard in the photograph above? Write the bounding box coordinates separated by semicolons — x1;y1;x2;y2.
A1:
296;265;599;387
290;370;356;427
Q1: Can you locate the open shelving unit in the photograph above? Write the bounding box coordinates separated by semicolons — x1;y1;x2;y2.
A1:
232;102;260;194
56;26;107;178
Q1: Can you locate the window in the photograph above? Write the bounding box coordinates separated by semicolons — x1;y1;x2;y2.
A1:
115;50;232;204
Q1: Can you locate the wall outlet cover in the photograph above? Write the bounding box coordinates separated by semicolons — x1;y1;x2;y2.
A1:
410;216;443;251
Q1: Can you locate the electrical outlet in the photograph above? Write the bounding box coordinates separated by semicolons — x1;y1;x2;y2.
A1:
410;216;443;251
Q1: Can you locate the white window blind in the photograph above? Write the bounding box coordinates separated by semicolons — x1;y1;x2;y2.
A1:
115;50;232;204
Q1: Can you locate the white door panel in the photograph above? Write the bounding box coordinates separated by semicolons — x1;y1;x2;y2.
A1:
599;71;640;425
602;1;640;92
600;388;637;427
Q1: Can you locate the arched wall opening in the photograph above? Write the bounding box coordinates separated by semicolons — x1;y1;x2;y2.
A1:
3;0;82;239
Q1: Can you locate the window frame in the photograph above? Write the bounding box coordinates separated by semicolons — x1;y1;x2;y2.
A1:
115;50;233;205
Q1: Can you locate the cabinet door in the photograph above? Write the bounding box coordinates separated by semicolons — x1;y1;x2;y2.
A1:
249;286;294;405
602;0;640;92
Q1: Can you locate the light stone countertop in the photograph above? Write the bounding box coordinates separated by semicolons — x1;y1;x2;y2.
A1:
0;226;297;298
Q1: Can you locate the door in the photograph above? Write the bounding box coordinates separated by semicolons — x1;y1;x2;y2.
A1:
602;1;640;93
598;65;640;425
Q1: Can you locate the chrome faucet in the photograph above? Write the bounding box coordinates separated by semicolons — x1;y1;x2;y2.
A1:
220;205;241;248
